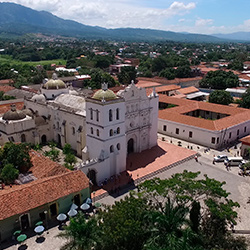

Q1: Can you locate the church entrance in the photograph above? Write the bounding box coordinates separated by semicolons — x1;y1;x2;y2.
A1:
87;170;97;186
127;138;134;154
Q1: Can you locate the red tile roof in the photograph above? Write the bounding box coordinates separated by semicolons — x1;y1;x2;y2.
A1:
240;135;250;145
0;170;89;220
138;76;202;85
0;86;15;92
146;85;181;96
177;86;199;95
0;102;24;115
158;95;250;131
29;150;70;179
0;79;14;85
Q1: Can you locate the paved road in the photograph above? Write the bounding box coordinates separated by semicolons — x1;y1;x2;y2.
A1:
99;156;250;231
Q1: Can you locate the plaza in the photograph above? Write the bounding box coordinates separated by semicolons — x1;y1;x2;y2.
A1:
3;137;250;250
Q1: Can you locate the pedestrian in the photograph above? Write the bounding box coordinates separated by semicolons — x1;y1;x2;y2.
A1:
212;159;215;165
195;155;198;162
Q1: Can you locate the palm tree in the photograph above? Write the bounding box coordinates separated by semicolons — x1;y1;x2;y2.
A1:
57;213;98;250
144;198;203;250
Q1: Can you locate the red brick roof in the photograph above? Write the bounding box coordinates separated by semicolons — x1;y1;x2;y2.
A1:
0;170;89;220
158;95;250;131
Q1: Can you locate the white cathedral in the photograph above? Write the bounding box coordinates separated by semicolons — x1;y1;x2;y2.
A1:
0;75;158;184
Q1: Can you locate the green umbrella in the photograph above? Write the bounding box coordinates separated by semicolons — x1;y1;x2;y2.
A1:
17;234;27;243
94;202;101;208
35;221;43;226
13;230;21;236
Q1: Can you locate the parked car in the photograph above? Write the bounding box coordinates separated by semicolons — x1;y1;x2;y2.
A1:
213;155;228;162
224;157;244;166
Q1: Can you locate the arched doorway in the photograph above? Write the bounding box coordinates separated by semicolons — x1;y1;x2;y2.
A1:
21;134;26;143
87;169;97;186
57;134;61;147
127;138;134;154
41;134;47;145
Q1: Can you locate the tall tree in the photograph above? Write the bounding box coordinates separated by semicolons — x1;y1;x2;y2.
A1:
117;66;137;85
209;90;233;105
58;213;98;250
199;70;239;89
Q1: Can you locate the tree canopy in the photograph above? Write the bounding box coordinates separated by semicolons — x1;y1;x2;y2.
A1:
209;90;233;105
117;66;137;85
199;70;239;89
239;88;250;109
0;142;32;184
58;171;246;250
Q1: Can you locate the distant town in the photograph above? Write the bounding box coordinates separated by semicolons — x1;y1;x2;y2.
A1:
1;37;250;250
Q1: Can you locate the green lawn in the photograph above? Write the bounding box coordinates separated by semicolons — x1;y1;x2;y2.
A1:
0;55;66;66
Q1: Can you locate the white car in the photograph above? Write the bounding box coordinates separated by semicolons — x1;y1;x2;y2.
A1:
214;155;228;162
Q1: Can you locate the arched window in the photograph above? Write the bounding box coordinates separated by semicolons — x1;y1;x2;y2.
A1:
97;129;99;136
90;109;93;120
110;145;114;153
110;129;113;136
91;127;93;134
117;143;120;150
96;110;99;122
72;127;75;135
116;108;119;120
117;127;120;134
109;109;113;122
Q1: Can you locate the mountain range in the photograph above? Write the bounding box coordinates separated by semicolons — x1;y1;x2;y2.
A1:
0;2;248;42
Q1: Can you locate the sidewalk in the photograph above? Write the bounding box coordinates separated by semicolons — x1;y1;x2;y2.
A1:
158;133;242;163
91;139;196;201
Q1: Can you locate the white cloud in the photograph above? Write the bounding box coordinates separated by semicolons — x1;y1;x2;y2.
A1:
1;0;248;34
195;18;213;27
0;0;196;29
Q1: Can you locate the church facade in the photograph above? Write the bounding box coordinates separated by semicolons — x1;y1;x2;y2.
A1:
0;77;158;184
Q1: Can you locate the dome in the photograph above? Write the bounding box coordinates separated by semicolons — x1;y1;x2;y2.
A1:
92;89;117;100
34;116;47;126
3;105;26;121
43;79;66;90
31;94;46;103
22;109;33;117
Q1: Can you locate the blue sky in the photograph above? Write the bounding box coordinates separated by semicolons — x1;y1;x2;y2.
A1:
1;0;250;34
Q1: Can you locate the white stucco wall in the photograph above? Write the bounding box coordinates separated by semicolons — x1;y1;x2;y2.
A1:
158;118;250;149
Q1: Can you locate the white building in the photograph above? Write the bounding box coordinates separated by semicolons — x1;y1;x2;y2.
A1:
158;95;250;149
0;77;158;185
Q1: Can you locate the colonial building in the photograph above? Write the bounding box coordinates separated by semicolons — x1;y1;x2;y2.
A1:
0;76;159;185
0;150;89;242
158;95;250;149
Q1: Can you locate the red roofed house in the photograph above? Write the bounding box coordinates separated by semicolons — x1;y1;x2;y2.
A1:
158;95;250;149
0;151;89;242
